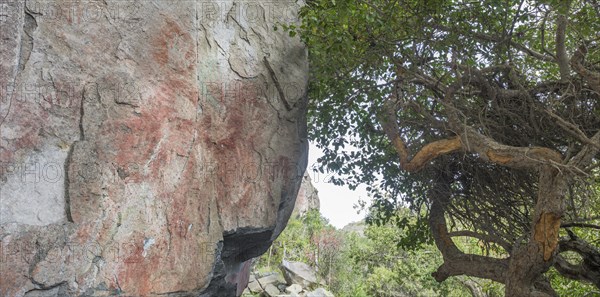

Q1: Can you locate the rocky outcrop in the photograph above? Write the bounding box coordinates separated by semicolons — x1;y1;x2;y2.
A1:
242;270;333;297
0;1;307;296
341;221;366;236
280;260;319;289
293;172;320;216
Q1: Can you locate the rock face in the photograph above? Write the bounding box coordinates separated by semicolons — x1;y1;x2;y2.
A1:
293;172;320;216
0;1;307;296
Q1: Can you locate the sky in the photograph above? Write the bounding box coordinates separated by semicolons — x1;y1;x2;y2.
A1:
307;142;371;229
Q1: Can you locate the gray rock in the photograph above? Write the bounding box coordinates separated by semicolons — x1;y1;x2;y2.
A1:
306;288;335;297
264;283;282;297
278;283;289;292
280;260;319;288
294;171;320;215
285;284;303;294
248;280;262;293
257;273;286;287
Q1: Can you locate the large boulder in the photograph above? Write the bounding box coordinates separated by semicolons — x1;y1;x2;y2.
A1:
257;273;286;287
0;1;308;296
279;260;318;288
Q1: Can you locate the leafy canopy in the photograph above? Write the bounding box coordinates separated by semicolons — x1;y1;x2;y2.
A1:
293;0;600;293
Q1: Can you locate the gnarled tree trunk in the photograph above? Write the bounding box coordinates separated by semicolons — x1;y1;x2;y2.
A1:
505;167;566;297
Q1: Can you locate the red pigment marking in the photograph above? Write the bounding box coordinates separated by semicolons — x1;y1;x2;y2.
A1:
238;183;255;209
199;80;276;216
117;233;163;296
152;18;195;74
168;193;192;239
108;16;199;178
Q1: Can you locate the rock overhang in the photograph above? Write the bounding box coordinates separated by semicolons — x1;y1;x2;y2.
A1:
0;1;308;296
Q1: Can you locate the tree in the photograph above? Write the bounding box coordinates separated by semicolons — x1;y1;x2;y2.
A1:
296;0;600;295
334;210;491;297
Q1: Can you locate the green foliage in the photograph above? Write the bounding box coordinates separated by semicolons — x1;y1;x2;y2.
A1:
255;209;508;296
340;213;495;297
548;223;600;296
257;209;327;270
547;268;599;297
295;0;600;221
291;0;600;293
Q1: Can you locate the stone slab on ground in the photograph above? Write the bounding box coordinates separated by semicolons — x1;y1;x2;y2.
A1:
306;288;335;297
280;260;319;288
286;284;303;294
264;283;282;297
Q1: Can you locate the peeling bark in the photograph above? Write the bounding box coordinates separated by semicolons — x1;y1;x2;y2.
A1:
505;167;565;297
533;212;562;261
379;100;463;172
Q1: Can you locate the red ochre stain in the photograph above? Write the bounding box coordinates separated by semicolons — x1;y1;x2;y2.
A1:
116;232;164;296
198;81;282;215
151;18;195;74
108;17;199;175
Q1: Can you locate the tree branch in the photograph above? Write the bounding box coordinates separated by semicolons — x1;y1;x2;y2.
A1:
432;24;555;62
555;14;571;82
556;237;600;288
448;230;512;252
379;99;462;172
429;177;508;284
561;223;600;230
570;44;600;94
568;131;600;168
543;108;600;151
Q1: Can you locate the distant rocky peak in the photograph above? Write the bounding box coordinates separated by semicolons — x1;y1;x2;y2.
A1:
293;171;320;216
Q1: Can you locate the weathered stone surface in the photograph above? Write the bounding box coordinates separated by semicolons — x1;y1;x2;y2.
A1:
257;273;286;288
0;1;307;296
280;260;318;288
247;279;262;294
264;283;281;297
293;171;320;216
285;283;303;294
306;288;335;297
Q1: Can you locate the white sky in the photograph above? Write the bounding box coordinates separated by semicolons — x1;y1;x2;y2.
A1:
307;142;371;229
